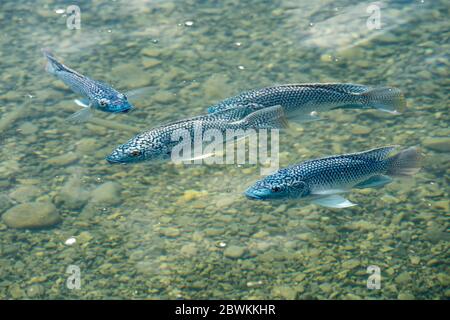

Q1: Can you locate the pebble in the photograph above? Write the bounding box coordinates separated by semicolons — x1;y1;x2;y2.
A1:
223;245;246;258
18;122;38;135
153;90;176;104
142;58;161;68
9;284;24;299
180;190;208;202
2;202;60;229
180;243;198;256
111;63;152;88
9;186;41;203
26;284;45;298
161;227;180;237
423;137;450;152
46;152;78;166
75;138;100;154
0;194;14;213
55;175;90;210
90;182;122;206
140;48;161;57
271;285;297;300
341;259;361;270
395;272;412;285
397;292;415;300
351;125;372;135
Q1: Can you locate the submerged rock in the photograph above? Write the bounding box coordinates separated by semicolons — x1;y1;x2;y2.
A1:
90;182;122;206
223;245;246;258
9;186;41;203
0;194;14;214
54;175;90;210
423;137;450;152
2;202;61;229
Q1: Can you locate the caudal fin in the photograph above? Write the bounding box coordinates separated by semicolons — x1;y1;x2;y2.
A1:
386;147;422;176
234;105;289;129
361;87;406;114
42;48;66;75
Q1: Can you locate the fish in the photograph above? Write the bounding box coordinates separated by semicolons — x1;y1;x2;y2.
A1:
106;104;288;164
42;49;134;122
245;146;421;208
207;83;406;121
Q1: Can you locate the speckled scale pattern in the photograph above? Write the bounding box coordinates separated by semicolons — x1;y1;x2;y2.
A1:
107;105;274;163
44;51;132;113
208;83;368;113
264;146;396;194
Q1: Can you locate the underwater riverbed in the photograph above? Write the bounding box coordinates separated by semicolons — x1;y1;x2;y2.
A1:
0;0;448;299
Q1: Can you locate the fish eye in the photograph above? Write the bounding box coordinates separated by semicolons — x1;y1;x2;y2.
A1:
130;150;141;157
271;186;281;192
99;99;108;106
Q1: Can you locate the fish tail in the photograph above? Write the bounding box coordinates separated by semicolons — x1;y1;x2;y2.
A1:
239;105;289;129
42;48;66;75
360;87;406;114
386;147;422;176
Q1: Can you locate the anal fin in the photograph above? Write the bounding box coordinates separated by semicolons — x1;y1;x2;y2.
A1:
311;195;356;208
354;175;393;189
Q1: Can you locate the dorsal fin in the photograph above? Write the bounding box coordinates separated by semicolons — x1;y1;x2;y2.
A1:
315;146;399;163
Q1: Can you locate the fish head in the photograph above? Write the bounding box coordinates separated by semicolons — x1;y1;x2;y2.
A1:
95;92;134;113
245;170;309;201
106;134;171;164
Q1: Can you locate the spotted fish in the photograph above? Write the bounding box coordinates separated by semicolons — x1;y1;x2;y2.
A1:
106;105;288;164
42;49;134;122
245;146;421;208
207;83;406;121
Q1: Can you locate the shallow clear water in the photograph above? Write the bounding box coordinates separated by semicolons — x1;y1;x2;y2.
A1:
0;0;448;299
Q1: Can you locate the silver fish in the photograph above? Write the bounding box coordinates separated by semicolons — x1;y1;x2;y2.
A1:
245;146;421;208
106;105;288;164
208;83;406;121
43;49;134;123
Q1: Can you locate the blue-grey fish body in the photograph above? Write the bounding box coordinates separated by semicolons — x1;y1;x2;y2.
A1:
208;83;405;120
106;105;287;164
43;49;133;122
245;146;421;208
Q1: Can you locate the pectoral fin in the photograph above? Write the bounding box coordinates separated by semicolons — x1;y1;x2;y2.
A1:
288;110;322;123
66;107;92;123
354;175;393;189
74;98;90;108
311;195;356;208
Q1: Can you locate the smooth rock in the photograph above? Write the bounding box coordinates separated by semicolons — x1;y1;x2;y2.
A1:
161;227;180;237
271;285;297;300
0;194;14;214
26;284;45;298
223;245;246;258
55;176;90;210
153;91;176;104
2;202;60;229
9;186;41;203
351;125;372;135
398;292;415;300
46;152;78;166
90;182;122;206
18;122;38;135
395;272;412;285
423;137;450;152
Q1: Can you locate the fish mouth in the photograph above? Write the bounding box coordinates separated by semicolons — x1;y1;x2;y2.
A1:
106;156;124;164
245;190;264;200
121;106;134;113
